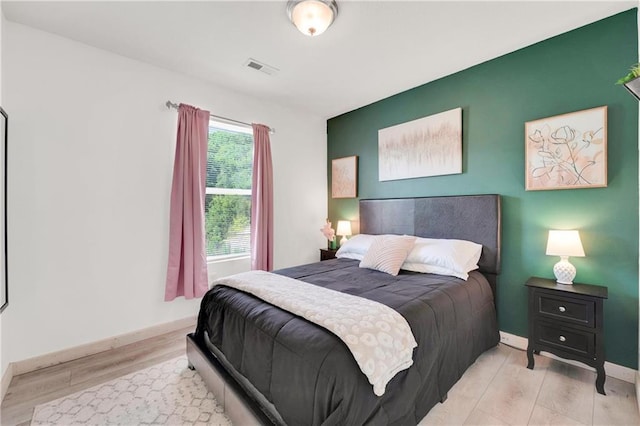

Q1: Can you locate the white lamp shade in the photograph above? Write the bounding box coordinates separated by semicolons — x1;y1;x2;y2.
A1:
288;0;337;37
546;230;584;284
546;230;585;257
336;220;352;237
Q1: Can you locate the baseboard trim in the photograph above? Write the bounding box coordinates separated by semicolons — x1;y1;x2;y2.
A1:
499;330;530;350
636;371;640;416
500;331;638;386
499;331;637;384
11;316;197;377
1;362;14;402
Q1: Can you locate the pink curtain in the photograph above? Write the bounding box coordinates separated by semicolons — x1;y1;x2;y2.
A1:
165;104;210;301
250;124;274;271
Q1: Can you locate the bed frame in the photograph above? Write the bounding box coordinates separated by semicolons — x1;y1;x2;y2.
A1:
187;194;501;425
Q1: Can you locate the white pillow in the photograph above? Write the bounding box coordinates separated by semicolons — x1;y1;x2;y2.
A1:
359;235;416;276
335;234;376;261
401;262;470;280
402;238;482;280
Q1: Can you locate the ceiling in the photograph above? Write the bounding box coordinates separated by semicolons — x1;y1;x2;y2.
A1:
3;1;636;119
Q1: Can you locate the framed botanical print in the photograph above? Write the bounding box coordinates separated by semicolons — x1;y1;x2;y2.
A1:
525;106;607;191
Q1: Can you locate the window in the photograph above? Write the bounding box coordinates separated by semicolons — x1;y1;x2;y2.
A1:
205;120;253;259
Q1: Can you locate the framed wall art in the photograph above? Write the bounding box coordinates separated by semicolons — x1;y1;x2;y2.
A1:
1;107;7;314
525;106;607;191
332;156;357;198
378;107;462;181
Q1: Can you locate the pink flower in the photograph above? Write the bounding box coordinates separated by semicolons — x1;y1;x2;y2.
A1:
321;222;336;241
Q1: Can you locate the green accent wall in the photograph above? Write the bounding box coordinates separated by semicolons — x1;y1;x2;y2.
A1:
327;9;639;368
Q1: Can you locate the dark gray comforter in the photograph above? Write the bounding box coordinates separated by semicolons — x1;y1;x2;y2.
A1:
195;258;499;425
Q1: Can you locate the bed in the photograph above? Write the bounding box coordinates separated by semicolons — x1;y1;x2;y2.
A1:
187;194;501;425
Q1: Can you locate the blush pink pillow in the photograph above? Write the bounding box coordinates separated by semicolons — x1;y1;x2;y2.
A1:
359;235;416;276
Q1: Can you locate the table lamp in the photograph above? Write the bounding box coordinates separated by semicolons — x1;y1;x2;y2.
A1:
336;220;352;247
545;230;585;285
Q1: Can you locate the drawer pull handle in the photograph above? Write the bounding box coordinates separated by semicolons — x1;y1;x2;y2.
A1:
559;306;566;313
559;335;566;342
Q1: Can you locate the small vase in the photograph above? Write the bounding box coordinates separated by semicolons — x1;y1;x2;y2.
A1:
328;239;337;250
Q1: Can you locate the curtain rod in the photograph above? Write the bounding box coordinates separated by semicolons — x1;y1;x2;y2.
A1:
165;101;275;134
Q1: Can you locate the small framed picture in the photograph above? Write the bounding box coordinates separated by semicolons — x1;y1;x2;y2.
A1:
332;156;357;198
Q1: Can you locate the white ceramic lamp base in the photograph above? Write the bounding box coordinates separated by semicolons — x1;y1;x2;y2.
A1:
339;235;348;247
553;256;576;285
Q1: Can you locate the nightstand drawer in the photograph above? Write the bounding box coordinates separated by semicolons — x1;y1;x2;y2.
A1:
535;321;595;357
537;293;595;327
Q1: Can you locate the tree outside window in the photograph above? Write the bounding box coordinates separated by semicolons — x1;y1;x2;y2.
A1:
205;123;253;258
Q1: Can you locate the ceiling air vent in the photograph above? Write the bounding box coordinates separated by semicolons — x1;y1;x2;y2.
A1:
244;58;279;76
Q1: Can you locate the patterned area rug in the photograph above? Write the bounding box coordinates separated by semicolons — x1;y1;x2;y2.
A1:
31;357;232;425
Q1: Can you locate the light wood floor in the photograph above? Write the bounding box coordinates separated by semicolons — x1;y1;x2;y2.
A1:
1;326;192;426
1;328;638;425
420;345;640;425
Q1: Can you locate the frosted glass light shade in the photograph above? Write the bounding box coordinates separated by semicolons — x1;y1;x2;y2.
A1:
546;230;585;285
287;0;338;37
336;220;352;247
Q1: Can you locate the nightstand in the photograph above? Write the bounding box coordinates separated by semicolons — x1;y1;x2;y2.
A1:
526;276;608;395
320;248;337;261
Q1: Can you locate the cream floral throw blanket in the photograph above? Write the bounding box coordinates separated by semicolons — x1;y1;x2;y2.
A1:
213;270;418;396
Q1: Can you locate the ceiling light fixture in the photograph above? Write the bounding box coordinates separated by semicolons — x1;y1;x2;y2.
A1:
286;0;338;37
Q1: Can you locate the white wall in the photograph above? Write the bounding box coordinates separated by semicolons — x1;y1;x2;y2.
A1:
1;21;327;373
0;2;4;384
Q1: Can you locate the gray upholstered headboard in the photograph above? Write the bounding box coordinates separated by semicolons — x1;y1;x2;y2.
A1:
360;194;501;295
